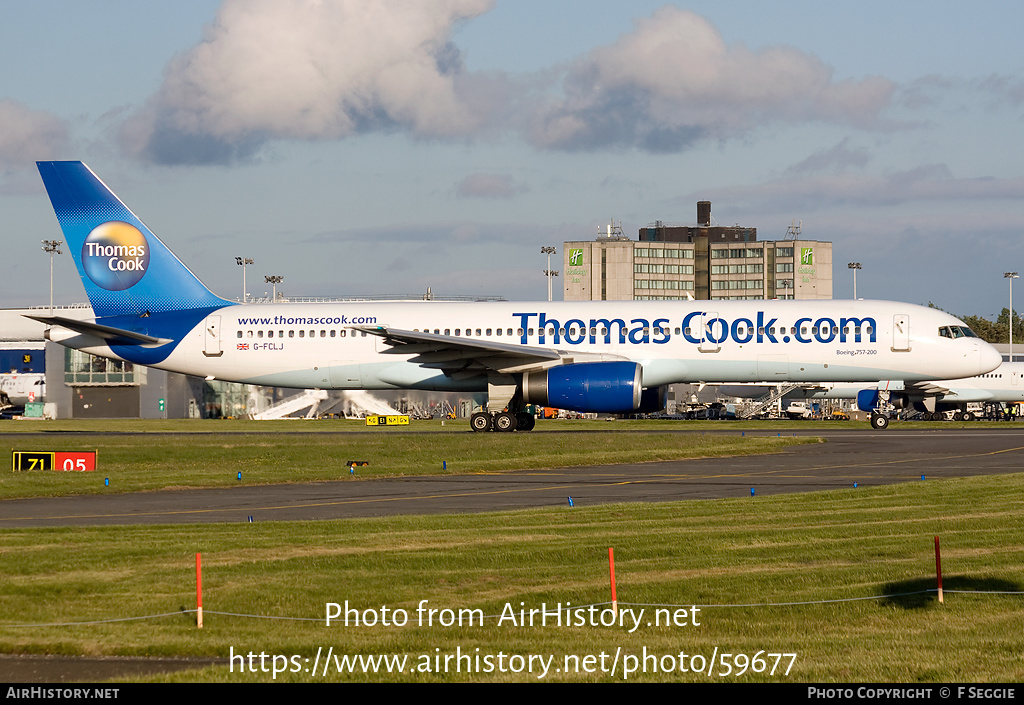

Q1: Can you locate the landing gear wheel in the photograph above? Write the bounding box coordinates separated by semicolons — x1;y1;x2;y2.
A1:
870;412;890;430
516;412;536;432
964;411;975;422
494;412;518;432
953;411;964;422
470;412;492;432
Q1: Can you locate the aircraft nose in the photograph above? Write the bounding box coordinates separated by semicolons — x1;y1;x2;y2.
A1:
978;341;1002;373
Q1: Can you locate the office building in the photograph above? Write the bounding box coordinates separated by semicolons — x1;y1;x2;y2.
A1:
564;202;832;301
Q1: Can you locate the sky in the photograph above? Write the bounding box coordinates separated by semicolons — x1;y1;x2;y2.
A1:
2;0;1023;318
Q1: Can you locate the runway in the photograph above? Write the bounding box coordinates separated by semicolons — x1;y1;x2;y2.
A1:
1;428;1023;527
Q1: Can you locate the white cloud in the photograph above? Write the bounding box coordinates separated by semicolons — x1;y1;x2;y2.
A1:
528;7;895;152
785;139;871;175
702;164;1024;212
456;173;527;198
118;3;904;164
0;100;68;170
121;0;496;164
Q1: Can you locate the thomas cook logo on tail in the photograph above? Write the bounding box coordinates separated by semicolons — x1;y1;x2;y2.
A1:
82;222;150;291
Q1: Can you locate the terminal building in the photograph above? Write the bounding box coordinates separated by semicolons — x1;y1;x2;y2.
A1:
564;202;832;302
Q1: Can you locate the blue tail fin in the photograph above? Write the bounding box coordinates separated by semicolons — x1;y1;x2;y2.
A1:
37;161;231;318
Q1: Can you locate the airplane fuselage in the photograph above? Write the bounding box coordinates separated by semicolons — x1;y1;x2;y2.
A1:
52;298;999;392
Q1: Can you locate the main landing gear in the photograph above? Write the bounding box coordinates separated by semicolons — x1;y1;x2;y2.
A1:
471;374;537;432
470;411;536;432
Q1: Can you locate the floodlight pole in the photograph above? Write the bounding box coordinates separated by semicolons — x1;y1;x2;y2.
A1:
1006;272;1019;362
42;239;63;315
265;275;283;301
236;257;254;302
847;262;861;300
541;246;558;302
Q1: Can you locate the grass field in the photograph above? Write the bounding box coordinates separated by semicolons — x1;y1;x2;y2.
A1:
0;419;814;498
0;472;1021;682
0;419;1021;682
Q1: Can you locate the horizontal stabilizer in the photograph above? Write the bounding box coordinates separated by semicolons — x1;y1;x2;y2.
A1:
24;315;173;347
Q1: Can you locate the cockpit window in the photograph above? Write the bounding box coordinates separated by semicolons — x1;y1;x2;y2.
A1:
940;325;979;339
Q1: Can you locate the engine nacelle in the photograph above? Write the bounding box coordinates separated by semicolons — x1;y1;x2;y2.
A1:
523;361;642;413
637;385;667;413
857;389;909;412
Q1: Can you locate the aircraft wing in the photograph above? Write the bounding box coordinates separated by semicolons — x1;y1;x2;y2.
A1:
905;380;952;398
351;325;628;378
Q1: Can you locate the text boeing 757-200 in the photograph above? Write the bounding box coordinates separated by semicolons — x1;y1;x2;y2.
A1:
30;161;1001;431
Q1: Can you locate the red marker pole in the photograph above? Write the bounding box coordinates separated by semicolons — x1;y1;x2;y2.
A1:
196;552;204;628
934;537;943;604
608;547;618;619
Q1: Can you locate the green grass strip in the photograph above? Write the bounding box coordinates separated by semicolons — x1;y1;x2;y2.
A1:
0;472;1021;682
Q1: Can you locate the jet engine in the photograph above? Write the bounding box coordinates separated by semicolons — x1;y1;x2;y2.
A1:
637;385;668;413
522;361;642;413
856;389;909;412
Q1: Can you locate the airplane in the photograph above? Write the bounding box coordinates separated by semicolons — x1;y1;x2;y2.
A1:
29;161;1002;431
722;361;1024;421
